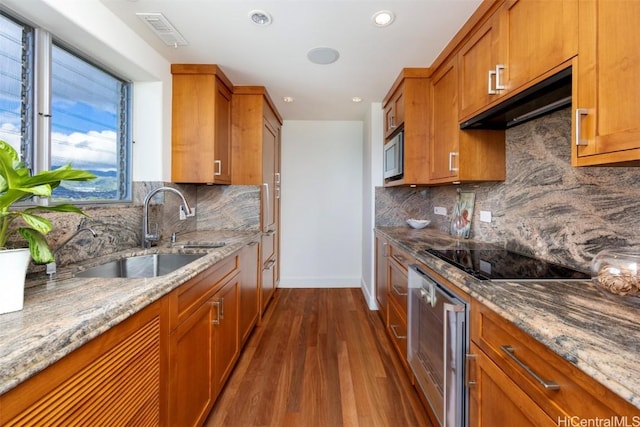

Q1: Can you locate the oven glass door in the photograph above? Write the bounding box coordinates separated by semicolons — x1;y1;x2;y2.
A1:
408;265;466;427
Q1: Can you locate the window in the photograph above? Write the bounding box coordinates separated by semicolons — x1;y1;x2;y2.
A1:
0;10;132;203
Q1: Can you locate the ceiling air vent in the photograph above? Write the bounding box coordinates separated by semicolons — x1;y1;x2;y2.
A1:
136;12;188;47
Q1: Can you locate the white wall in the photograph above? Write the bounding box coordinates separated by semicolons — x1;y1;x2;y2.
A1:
361;103;384;309
2;0;172;181
280;121;363;288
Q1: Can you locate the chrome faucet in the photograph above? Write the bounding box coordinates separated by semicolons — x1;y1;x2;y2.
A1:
142;186;193;248
46;226;98;279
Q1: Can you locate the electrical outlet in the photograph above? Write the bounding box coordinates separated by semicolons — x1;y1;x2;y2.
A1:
179;205;196;220
480;210;492;223
434;206;447;216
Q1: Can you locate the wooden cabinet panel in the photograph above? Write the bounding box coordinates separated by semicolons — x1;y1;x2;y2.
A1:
261;256;277;314
383;87;405;138
574;0;640;165
382;68;431;187
458;0;577;123
213;274;240;397
0;300;165;426
388;297;408;363
468;343;557;427
430;57;506;184
239;241;260;345
375;234;389;324
171;64;233;184
471;301;640;420
171;300;215;427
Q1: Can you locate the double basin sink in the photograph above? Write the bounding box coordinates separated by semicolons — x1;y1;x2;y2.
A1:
76;243;225;279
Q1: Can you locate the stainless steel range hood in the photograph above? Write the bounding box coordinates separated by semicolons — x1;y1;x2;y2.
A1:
460;67;572;130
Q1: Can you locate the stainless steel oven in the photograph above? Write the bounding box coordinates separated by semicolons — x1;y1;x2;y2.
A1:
408;264;468;427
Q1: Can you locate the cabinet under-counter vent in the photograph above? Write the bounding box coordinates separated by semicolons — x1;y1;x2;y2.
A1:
460;67;572;130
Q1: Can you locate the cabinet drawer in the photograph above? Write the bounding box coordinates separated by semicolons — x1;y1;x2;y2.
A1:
388;260;408;317
389;244;413;271
472;302;639;419
388;299;408;361
175;254;239;324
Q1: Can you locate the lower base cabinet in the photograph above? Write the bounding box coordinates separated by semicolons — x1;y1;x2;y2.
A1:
0;299;166;426
0;243;260;427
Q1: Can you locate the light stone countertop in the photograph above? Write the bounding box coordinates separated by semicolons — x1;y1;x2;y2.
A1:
375;226;640;411
0;230;260;396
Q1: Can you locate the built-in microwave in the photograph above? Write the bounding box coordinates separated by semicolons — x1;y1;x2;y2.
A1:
383;131;403;180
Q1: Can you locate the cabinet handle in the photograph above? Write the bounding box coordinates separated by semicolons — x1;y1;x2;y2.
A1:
466;353;477;388
262;183;272;233
220;297;225;320
265;259;276;270
575;108;589;146
392;284;408;296
390;324;406;340
212;300;221;325
495;64;505;90
449;152;459;172
214;160;222;176
487;69;497;94
383;242;389;257
275;172;281;185
500;345;560;391
389;115;396;129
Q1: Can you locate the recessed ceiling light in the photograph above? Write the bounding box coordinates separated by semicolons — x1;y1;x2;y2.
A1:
249;10;272;26
372;10;395;27
283;96;294;103
352;97;363;103
307;47;340;65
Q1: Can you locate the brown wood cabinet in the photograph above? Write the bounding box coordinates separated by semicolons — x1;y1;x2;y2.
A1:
171;64;233;184
383;87;405;139
573;0;640;166
429;56;506;184
168;253;240;427
382;68;431;187
232;87;283;314
458;0;578;123
0;299;167;426
239;240;260;345
468;301;640;424
374;233;389;324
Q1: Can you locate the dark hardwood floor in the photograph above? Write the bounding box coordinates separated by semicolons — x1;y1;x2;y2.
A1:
205;288;432;427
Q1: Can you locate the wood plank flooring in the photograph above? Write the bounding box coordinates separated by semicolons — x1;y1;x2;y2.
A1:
205;288;432;427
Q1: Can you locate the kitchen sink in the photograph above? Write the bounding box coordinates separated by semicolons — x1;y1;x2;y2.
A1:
75;253;205;279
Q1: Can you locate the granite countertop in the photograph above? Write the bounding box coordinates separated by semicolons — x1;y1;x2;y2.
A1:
375;226;640;411
0;229;260;396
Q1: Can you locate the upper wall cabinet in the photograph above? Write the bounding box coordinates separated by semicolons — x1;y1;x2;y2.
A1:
458;0;578;122
382;68;431;187
573;0;640;166
429;57;505;184
171;64;233;184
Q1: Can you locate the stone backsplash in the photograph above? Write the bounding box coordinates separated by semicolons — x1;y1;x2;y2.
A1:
376;108;640;271
22;183;259;279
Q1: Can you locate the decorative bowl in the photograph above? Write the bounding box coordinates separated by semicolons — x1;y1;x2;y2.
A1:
591;249;640;297
406;219;431;229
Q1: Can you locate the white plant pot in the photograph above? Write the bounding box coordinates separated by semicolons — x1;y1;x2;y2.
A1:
0;248;31;314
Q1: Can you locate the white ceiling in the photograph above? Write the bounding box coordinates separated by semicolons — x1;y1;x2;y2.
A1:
100;0;482;121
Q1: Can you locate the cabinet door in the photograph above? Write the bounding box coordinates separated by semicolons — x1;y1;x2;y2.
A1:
375;235;389;324
262;118;277;233
458;12;502;120
384;87;404;138
500;0;577;93
430;58;459;182
214;82;232;184
171;300;215;427
574;0;640;165
468;344;557;427
213;275;240;397
261;256;277;314
239;241;259;346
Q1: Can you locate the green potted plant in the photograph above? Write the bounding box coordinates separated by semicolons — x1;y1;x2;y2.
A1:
0;139;96;314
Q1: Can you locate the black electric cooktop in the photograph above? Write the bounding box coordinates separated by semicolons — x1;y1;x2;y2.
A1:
424;248;590;281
